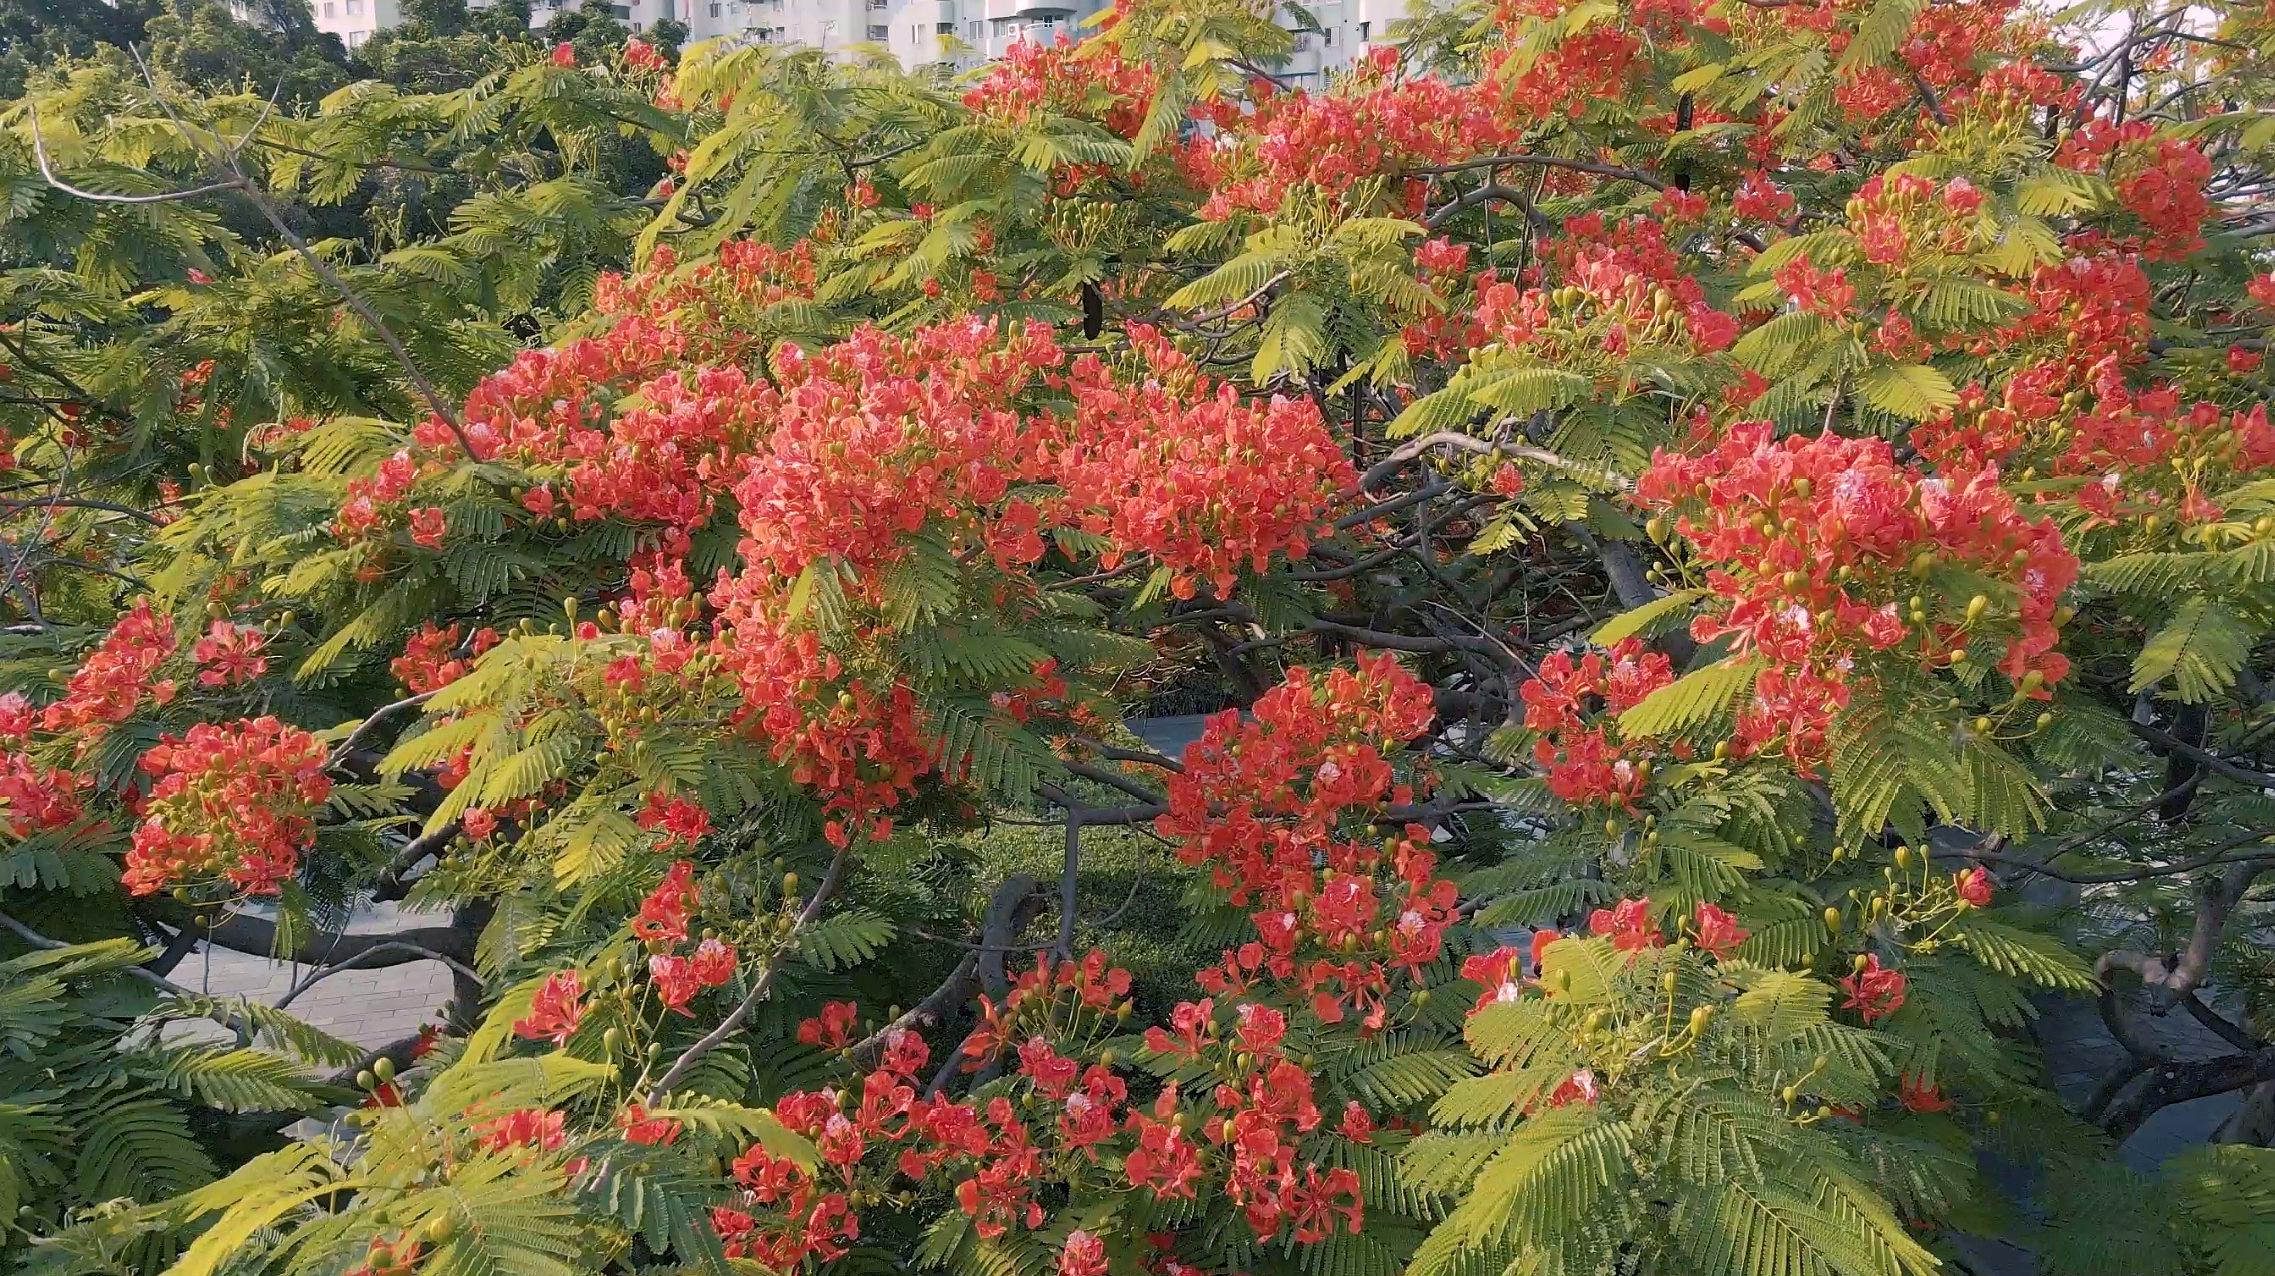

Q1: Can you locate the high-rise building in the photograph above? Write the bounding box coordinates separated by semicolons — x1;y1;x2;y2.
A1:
307;0;1412;80
309;0;402;51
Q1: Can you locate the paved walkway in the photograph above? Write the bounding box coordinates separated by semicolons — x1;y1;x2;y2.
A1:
171;901;455;1053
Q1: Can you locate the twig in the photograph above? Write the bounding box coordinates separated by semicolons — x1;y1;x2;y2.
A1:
647;847;851;1097
115;51;477;456
272;941;480;1011
327;689;439;768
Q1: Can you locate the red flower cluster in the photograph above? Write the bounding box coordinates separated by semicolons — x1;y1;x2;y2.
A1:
1473;215;1737;365
511;970;585;1046
1056;325;1356;600
1840;954;1908;1024
41;598;178;735
0;750;81;838
123;717;331;897
391;621;501;694
1636;423;2077;766
1838;173;1990;275
1518;638;1679;810
2057;119;2212;258
963;37;1155;140
1194;52;1519;219
650;936;737;1014
1156;656;1463;1031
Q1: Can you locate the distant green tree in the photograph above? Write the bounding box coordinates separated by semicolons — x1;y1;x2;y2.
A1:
0;0;154;95
141;0;350;103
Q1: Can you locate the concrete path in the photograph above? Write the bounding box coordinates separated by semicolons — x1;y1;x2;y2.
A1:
170;900;455;1053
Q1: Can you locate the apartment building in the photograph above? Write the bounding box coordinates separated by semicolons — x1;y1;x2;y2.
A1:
305;0;1416;79
309;0;400;50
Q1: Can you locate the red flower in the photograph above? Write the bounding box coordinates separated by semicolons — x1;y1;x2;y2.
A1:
1547;1068;1599;1108
636;791;710;847
1840;955;1907;1024
1460;947;1524;1014
1587;898;1660;953
1691;901;1749;958
1529;927;1560;972
619;1102;684;1145
407;506;448;549
1954;866;1994;908
552;41;576;67
634;860;698;945
1124;1114;1202;1197
511;970;584;1046
1059;1231;1107;1276
1898;1073;1954;1113
797;1000;860;1049
462;806;498;841
622;37;664;70
1337;1100;1375;1143
191;621;268;687
476;1107;567;1153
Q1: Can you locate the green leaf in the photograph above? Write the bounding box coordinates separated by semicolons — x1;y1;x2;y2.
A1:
1590;589;1703;646
1617;657;1759;739
1838;0;1925;71
1858;363;1958;419
2130;596;2255;703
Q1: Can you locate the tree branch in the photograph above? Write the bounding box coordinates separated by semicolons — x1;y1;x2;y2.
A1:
647;847;851;1097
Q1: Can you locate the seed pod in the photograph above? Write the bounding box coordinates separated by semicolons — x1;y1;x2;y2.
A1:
1852;953;1870;974
373;1056;396;1084
1966;595;1988;622
603;1027;622;1052
356;1070;376;1091
1893;846;1912;869
1687;1005;1713;1034
1823;906;1841;933
1780;1085;1799;1105
1973;716;1993;734
1948;647;1969;664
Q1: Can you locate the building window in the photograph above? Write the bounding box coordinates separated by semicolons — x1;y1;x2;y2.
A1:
709;1;719;13
609;3;630;15
935;21;953;33
1357;20;1369;38
345;0;361;14
1321;27;1334;44
320;1;333;13
967;19;979;35
867;23;888;39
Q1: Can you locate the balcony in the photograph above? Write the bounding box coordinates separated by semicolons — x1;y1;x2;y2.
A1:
980;0;1079;22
